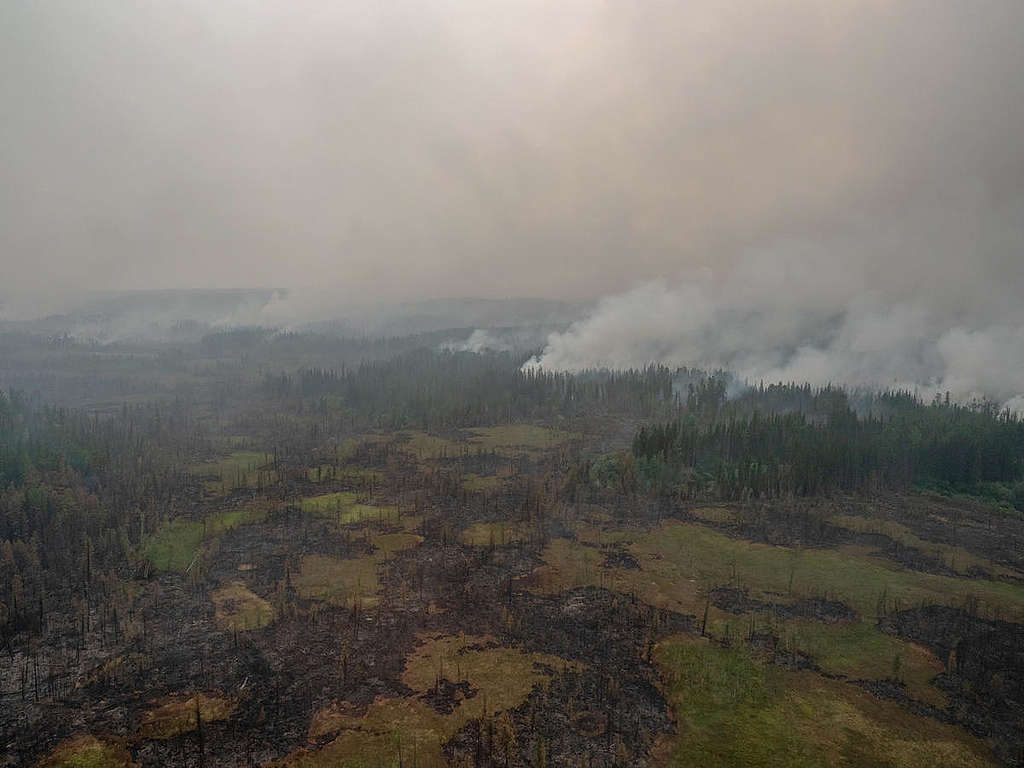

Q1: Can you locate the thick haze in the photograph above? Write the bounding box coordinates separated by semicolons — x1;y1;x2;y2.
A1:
2;1;1024;403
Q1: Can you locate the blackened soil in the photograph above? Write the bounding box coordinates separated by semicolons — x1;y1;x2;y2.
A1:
880;605;1024;766
688;496;1013;580
601;547;641;570
444;666;673;768
419;677;478;715
851;678;951;723
711;586;855;624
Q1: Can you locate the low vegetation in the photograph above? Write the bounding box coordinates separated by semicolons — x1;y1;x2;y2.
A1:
3;342;1022;767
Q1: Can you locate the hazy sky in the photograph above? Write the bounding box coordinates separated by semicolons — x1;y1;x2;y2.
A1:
2;0;1023;315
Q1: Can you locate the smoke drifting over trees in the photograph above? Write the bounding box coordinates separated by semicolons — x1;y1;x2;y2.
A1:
3;0;1024;404
528;238;1024;410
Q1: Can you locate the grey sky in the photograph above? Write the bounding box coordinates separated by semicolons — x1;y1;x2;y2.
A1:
2;0;1024;318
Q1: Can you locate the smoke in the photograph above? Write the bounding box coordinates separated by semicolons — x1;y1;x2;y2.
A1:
442;330;515;354
3;1;1024;308
526;234;1024;411
440;326;562;354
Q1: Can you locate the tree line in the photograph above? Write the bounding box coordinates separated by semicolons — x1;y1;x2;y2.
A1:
632;381;1024;502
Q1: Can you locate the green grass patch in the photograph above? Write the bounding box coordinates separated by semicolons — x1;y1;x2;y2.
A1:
395;425;575;463
145;501;271;572
654;636;994;767
777;619;946;707
462;473;504;492
398;431;465;460
211;581;275;631
692;507;735;524
828;513;1020;580
190;450;276;495
279;634;574;768
138;693;235;739
300;491;361;515
294;529;423;608
460;521;532;547
534;518;1024;707
293;553;380;608
144;518;205;573
299;492;399;525
467;424;575;456
535;520;1024;622
35;735;136;768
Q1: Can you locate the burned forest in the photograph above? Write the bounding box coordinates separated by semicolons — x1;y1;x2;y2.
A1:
5;2;1024;764
0;325;1022;768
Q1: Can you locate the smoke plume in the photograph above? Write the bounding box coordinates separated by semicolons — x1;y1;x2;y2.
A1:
527;234;1024;411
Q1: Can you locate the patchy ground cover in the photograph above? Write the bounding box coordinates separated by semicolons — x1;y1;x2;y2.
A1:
137;693;236;739
467;424;575;457
461;472;505;492
692;506;736;524
653;635;996;768
397;425;575;463
293;528;423;608
210;580;275;631
299;491;400;526
459;521;534;547
278;634;574;768
145;500;272;572
534;520;1024;622
35;736;138;768
827;512;1022;581
532;518;1024;708
190;450;276;495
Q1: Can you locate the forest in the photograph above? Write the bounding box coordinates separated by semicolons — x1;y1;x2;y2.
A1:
1;325;1023;767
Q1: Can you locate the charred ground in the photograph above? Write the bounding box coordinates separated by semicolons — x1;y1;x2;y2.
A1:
1;331;1023;767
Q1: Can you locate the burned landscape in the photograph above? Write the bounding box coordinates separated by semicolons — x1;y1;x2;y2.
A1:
5;2;1024;765
1;327;1022;768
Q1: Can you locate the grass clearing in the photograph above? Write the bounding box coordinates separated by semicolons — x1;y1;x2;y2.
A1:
190;450;276;495
35;735;137;768
293;554;380;608
776;619;947;707
828;513;1019;579
144;518;205;573
299;492;400;526
692;507;736;524
654;635;994;767
467;424;574;457
305;465;383;485
398;432;465;460
211;581;275;630
299;491;360;515
462;473;504;492
460;521;532;547
137;693;235;739
373;531;424;556
532;518;1024;700
294;529;423;607
396;425;575;463
145;500;271;572
279;634;574;768
401;633;577;716
535;520;1024;622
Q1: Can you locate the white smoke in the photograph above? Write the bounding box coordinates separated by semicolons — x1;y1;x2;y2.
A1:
442;329;514;353
526;252;1024;413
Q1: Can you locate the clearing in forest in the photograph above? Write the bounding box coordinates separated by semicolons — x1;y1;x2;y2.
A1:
653;635;995;767
35;735;138;768
279;634;575;768
137;693;236;739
